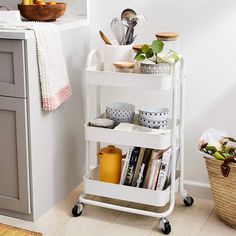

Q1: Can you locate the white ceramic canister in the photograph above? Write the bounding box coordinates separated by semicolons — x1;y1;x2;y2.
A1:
104;43;134;72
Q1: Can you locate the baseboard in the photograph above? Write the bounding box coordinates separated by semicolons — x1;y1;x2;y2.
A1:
0;208;33;221
184;180;213;200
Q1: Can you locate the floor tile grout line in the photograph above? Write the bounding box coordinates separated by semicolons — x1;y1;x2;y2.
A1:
49;199;124;236
46;189;86;236
101;211;125;236
101;201;134;235
195;207;215;236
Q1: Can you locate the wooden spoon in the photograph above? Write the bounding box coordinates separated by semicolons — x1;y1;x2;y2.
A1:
99;31;112;45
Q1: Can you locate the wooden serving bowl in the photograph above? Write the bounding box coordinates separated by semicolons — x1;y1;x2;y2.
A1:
18;3;66;22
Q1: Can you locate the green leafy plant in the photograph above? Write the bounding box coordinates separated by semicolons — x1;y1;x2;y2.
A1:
134;39;180;64
198;137;236;160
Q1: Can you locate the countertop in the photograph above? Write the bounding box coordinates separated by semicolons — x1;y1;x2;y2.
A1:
0;16;88;40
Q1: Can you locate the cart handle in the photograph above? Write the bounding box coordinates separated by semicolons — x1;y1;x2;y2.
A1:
86;49;102;68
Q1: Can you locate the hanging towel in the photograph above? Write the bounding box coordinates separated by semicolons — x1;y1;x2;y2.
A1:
0;21;72;111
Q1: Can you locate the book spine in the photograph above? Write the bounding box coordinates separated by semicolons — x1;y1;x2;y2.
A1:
156;148;172;190
119;147;133;185
124;147;140;186
139;149;153;188
151;159;161;190
131;148;145;186
147;159;158;189
136;163;145;187
143;149;159;188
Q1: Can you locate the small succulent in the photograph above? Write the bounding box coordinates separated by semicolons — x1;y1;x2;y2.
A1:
134;39;180;64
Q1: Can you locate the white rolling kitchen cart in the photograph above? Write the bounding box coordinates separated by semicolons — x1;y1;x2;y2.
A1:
72;50;194;234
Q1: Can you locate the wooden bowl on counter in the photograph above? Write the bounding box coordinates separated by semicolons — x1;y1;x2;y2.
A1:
18;3;66;22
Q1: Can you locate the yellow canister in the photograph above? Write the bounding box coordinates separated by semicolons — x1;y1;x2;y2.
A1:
98;145;122;184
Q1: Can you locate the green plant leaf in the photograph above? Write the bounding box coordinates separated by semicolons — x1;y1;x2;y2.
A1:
151;40;164;54
141;44;150;54
146;49;154;59
172;52;180;62
134;53;145;61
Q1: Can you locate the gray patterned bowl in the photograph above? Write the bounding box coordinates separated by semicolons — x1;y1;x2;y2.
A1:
140;62;171;75
140;117;168;129
139;107;169;122
106;103;135;125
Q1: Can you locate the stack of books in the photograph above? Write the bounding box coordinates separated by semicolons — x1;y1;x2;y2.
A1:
119;147;172;191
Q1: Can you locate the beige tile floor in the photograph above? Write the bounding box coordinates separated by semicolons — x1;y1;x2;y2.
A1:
0;184;235;236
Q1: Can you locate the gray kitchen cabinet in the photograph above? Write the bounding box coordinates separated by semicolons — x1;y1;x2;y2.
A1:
0;25;88;221
0;97;30;214
0;39;26;98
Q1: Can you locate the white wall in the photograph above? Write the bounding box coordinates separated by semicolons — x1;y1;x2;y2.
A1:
89;0;236;189
1;0;87;16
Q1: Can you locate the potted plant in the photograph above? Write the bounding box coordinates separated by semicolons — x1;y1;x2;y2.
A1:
134;39;180;75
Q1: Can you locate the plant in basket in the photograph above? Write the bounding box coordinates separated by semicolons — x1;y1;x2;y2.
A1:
198;131;236;160
134;39;180;75
198;129;236;229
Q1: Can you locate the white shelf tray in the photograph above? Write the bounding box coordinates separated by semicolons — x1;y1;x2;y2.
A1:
84;167;179;207
85;124;172;149
86;64;173;90
85;114;179;149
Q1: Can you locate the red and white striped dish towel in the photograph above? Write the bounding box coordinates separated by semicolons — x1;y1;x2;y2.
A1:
0;21;72;111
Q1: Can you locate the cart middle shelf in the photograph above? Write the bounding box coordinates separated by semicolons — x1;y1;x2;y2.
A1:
85;118;180;149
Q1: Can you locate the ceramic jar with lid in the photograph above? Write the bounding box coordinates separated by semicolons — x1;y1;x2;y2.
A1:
156;32;180;55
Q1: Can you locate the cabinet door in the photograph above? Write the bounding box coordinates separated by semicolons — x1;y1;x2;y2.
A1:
0;97;30;214
0;39;26;98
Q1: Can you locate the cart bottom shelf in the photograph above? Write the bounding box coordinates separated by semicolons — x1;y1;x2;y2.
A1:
84;167;180;207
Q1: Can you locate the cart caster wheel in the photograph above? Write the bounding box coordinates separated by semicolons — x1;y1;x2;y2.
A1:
160;218;171;235
184;196;194;207
72;203;83;217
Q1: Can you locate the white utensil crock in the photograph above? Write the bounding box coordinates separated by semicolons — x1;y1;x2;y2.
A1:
104;44;134;72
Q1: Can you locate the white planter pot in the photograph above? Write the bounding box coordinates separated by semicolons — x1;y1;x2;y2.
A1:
140;62;171;75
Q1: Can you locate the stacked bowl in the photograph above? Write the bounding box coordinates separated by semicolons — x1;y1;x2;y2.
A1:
139;107;169;129
106;103;135;126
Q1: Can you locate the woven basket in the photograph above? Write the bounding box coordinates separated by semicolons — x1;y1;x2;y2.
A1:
205;156;236;229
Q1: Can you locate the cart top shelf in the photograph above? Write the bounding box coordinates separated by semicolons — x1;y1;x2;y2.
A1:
86;64;173;90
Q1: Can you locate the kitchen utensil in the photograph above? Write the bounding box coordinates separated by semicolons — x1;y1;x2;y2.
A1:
121;9;145;45
123;17;138;45
121;8;137;24
106;102;135;125
126;27;134;45
98;145;122;184
89;118;114;128
99;30;112;45
113;61;135;73
104;43;133;71
140;116;168;129
128;34;137;45
111;17;126;45
18;3;66;22
139;107;169;122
